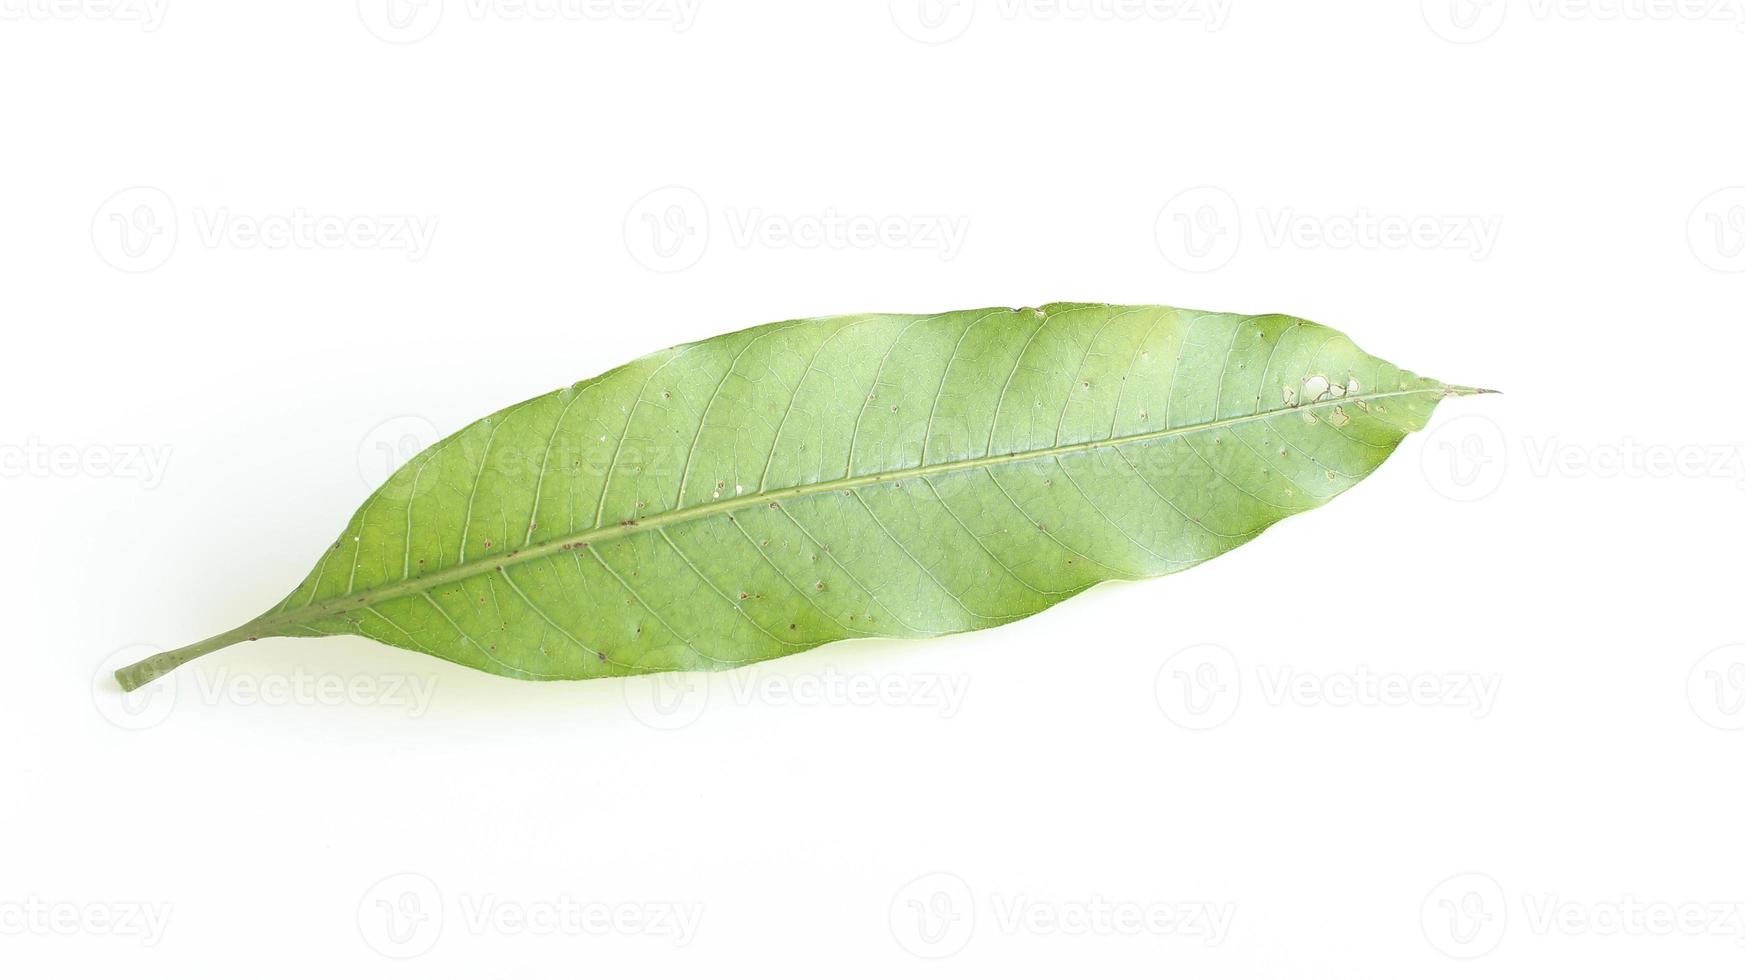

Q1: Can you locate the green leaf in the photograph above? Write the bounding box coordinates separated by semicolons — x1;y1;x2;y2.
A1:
115;304;1486;691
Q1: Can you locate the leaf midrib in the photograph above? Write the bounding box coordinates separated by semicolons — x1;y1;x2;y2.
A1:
269;386;1455;631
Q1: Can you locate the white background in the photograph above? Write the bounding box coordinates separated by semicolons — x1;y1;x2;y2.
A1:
3;0;1743;976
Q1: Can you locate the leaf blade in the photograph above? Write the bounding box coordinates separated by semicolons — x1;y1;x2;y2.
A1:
116;304;1482;690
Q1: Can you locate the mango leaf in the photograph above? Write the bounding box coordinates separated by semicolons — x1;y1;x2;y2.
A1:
115;304;1486;691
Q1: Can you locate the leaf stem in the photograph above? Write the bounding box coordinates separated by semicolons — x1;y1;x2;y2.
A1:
113;619;266;692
